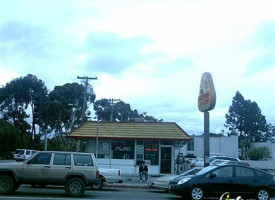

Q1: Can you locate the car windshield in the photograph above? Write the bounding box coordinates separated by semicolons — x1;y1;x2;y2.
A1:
196;166;217;175
19;150;25;155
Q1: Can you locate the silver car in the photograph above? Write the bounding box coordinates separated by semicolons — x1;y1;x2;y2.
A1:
0;151;99;196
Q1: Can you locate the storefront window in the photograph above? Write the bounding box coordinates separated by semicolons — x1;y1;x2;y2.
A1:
136;140;144;165
144;140;159;165
97;140;110;158
111;140;134;159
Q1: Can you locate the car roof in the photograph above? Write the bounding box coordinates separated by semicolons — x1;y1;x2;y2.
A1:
36;151;95;155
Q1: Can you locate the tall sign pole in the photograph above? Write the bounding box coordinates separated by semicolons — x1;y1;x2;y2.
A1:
198;72;216;167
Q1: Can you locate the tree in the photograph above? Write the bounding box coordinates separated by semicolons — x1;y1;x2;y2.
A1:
225;91;268;152
0;119;21;158
0;74;48;147
93;98;158;122
40;82;91;150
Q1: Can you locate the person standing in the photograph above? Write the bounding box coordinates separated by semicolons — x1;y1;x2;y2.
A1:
139;161;148;182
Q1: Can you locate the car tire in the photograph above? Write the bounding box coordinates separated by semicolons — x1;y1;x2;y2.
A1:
0;175;14;195
91;178;103;190
65;177;85;197
256;188;270;200
189;186;204;200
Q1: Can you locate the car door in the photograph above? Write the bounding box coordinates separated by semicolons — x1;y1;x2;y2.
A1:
204;166;234;196
20;152;52;184
233;166;258;196
48;153;72;184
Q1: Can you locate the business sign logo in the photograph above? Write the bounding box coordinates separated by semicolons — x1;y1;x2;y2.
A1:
198;72;216;112
220;192;243;200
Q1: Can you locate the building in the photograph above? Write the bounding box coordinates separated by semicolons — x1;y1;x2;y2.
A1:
68;121;190;175
180;134;238;158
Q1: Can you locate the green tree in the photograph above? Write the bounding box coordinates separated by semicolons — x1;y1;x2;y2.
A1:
0;119;21;158
40;83;89;150
94;98;158;122
0;74;48;148
225;91;268;152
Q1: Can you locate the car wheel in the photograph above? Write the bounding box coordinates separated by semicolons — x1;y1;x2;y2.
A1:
190;186;204;200
65;177;85;197
91;178;103;190
0;175;14;195
257;188;270;200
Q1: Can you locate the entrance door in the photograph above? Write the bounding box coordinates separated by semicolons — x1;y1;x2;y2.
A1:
160;147;171;174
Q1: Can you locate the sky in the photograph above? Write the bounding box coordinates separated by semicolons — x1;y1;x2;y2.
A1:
1;0;275;135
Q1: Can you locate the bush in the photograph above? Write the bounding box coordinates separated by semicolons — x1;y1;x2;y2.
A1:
246;146;270;160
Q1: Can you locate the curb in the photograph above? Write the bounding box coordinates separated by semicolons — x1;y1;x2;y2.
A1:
104;183;150;189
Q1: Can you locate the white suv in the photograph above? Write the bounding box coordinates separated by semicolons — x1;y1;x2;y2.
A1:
13;149;36;161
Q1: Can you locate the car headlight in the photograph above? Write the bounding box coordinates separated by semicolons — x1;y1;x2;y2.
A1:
177;178;191;185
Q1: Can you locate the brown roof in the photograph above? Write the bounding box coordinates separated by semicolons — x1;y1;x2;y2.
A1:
68;121;190;141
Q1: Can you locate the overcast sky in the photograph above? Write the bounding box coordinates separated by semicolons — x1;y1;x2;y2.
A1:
1;0;275;135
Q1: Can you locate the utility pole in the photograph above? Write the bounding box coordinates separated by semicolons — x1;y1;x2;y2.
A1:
108;98;120;122
77;76;97;151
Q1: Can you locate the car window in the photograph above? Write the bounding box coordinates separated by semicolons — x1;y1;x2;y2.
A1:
53;154;71;165
73;154;93;166
255;170;269;179
26;150;31;155
19;150;25;155
212;166;233;177
236;166;254;177
29;153;52;165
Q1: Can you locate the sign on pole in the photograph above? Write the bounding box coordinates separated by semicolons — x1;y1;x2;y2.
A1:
198;72;216;112
198;72;216;167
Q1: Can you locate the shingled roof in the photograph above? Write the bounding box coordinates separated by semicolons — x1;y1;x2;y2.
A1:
68;121;190;141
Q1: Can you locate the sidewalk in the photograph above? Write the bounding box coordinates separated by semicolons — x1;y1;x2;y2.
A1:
104;174;162;189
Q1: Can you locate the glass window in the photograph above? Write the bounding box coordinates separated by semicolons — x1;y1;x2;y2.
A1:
19;150;25;155
236;166;254;177
144;140;159;165
255;170;269;179
29;153;52;165
26;150;31;155
187;138;194;151
212;166;233;177
97;140;110;158
112;140;134;159
53;154;71;165
73;154;93;166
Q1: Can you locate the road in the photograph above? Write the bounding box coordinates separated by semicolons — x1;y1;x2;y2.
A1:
0;185;180;200
1;184;275;200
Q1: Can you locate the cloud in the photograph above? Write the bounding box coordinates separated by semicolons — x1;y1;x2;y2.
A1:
83;32;154;75
0;21;50;58
245;21;275;76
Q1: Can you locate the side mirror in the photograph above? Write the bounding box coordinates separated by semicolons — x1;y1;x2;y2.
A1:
210;173;216;179
26;160;31;165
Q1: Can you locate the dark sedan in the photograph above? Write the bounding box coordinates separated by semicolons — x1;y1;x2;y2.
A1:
169;164;275;200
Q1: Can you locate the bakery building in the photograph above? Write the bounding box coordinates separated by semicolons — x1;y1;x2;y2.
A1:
68;121;190;175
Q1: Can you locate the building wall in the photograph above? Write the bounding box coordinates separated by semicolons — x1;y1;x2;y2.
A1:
184;135;238;158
